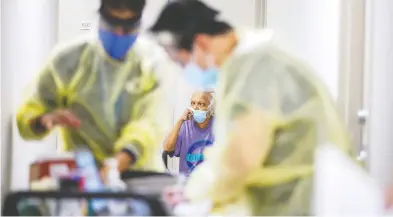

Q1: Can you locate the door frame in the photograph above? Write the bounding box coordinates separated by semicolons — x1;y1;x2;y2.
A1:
336;0;367;161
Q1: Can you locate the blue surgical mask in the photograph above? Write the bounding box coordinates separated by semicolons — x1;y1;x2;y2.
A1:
99;30;138;60
192;109;208;124
184;63;218;90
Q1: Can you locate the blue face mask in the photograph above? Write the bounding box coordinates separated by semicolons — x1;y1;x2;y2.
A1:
192;109;208;124
99;30;138;60
184;63;218;90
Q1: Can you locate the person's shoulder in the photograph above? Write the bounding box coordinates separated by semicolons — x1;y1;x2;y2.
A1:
232;28;274;55
49;34;98;62
132;34;180;79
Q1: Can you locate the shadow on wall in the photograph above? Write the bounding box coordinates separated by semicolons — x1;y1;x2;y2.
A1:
1;116;14;204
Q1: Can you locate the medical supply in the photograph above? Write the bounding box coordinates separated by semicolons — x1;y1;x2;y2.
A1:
29;154;75;183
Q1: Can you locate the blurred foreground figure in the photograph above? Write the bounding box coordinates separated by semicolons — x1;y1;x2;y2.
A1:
16;0;174;172
150;0;353;215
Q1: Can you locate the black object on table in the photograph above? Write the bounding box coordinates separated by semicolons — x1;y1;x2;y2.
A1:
2;191;171;216
120;170;177;198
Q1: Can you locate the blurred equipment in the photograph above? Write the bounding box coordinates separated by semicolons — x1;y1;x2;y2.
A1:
2;191;171;216
162;151;170;171
74;148;108;215
29;154;75;183
314;144;384;215
121;170;177;197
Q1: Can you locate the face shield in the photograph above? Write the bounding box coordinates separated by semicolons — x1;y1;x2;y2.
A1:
155;31;218;91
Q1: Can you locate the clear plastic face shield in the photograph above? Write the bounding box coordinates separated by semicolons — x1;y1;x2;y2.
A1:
99;17;141;35
155;32;218;92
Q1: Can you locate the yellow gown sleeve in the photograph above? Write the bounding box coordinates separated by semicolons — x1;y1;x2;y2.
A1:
114;87;167;168
114;39;176;169
16;62;61;140
114;72;173;171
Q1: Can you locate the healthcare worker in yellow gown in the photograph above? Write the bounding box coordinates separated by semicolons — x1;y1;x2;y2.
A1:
150;0;354;215
16;0;175;172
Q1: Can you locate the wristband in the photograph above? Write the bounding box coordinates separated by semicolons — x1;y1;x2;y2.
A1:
31;116;47;133
120;145;139;165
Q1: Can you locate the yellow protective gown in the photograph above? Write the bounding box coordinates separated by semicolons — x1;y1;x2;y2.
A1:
16;34;177;171
184;29;354;215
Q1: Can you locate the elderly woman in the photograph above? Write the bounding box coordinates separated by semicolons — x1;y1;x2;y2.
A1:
163;91;215;176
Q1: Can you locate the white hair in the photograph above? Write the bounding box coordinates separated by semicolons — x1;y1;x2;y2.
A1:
190;91;216;116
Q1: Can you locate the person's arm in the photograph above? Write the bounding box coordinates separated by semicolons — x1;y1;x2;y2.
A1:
115;86;164;170
16;60;61;140
163;119;184;152
114;41;176;171
163;108;191;153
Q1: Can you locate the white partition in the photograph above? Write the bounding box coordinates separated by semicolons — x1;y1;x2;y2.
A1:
366;0;393;186
266;0;341;99
2;0;59;190
57;0;100;43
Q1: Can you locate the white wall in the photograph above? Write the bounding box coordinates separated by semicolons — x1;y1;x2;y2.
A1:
2;0;59;190
58;0;100;43
266;0;341;99
202;0;256;28
57;0;168;44
366;0;393;187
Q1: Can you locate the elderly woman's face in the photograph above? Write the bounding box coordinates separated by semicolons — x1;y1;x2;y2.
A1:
190;92;210;111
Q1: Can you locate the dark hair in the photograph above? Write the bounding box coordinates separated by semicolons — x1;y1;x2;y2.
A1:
100;0;146;16
150;0;232;51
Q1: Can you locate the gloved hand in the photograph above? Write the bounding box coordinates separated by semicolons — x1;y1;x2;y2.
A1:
116;151;133;173
163;185;186;207
40;109;81;129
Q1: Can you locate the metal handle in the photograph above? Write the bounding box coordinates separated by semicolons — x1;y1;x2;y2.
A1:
356;109;369;162
357;150;367;162
357;109;369;125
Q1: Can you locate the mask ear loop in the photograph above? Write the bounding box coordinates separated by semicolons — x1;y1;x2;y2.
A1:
206;54;217;69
